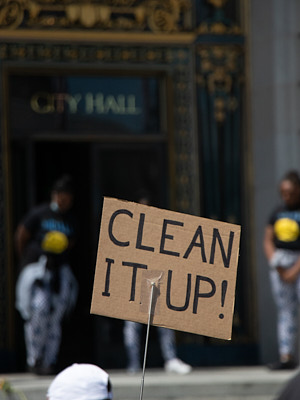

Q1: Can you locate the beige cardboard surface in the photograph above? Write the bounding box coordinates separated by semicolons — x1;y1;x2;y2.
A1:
90;197;241;340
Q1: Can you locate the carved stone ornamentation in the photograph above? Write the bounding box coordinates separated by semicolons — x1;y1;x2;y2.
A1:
196;43;243;224
197;45;243;124
197;0;241;35
0;0;192;32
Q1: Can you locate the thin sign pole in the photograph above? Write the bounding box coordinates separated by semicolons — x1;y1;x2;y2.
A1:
139;282;155;400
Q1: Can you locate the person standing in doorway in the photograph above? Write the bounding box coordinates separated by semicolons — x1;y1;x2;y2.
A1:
15;174;78;374
263;170;300;370
123;189;192;375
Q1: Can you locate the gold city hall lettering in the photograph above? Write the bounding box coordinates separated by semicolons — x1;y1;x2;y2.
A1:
30;92;142;115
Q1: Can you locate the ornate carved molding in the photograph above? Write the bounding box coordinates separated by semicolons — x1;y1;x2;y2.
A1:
196;44;243;123
198;21;241;35
197;0;241;35
0;0;192;32
196;43;243;223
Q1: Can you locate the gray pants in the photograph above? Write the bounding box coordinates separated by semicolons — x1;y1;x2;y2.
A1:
270;269;300;357
24;269;76;368
123;321;177;369
269;249;300;358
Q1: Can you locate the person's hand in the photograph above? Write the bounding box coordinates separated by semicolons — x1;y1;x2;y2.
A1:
277;265;300;283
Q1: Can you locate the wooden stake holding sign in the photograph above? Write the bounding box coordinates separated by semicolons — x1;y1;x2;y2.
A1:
90;197;241;396
140;281;155;400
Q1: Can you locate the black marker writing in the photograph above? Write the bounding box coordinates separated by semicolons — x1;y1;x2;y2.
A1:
209;229;234;268
166;270;191;311
122;261;148;301
102;258;114;297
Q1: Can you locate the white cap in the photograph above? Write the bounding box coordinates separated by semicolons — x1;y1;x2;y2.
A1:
47;364;112;400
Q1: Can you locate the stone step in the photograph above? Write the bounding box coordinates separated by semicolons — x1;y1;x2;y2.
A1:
0;366;297;400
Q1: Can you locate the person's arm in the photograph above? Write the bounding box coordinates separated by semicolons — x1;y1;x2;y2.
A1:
263;224;275;262
278;258;300;283
264;222;300;283
14;224;31;259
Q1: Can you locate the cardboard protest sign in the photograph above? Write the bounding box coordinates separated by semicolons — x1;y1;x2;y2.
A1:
91;197;241;340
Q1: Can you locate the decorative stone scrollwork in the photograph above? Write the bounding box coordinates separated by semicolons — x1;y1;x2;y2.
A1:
0;0;192;32
197;0;241;35
197;45;243;124
0;0;25;29
147;0;191;33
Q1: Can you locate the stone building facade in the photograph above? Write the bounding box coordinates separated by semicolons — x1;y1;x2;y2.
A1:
1;0;293;371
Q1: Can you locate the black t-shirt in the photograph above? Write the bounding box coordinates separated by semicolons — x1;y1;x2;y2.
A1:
268;204;300;250
20;203;77;266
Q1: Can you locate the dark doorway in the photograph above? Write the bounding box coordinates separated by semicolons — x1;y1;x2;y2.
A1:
12;138;169;370
89;142;169;369
12;141;95;369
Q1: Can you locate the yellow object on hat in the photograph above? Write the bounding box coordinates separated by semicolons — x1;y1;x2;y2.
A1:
41;231;69;254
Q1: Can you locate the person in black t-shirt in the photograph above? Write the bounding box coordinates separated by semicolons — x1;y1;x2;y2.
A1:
15;175;77;268
264;170;300;370
15;175;78;374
